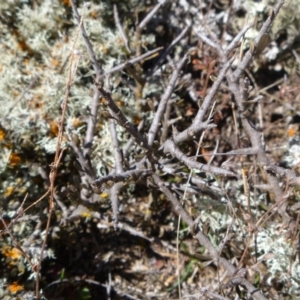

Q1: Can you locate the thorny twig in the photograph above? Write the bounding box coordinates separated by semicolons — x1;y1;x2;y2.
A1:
113;4;131;54
39;1;289;299
147;54;188;147
108;119;125;227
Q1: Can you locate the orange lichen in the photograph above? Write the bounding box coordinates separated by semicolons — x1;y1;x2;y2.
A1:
100;97;107;104
98;44;109;55
9;153;21;167
90;10;98;19
133;115;142;125
73;117;84;128
12;29;34;54
61;0;71;6
4;186;14;197
201;147;212;163
17;39;32;53
116;100;124;107
7;282;24;294
49;120;59;137
0;128;6;141
288;126;297;138
51;58;60;68
12;90;20;97
2;247;22;260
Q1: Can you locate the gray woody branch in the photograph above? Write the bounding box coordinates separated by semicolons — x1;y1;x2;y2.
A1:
92;169;152;193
